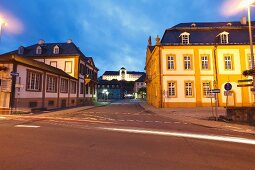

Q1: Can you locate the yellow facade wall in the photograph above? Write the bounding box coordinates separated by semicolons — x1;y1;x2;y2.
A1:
146;44;255;108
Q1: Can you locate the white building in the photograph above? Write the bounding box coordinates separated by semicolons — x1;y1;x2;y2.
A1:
102;67;144;82
0;40;98;112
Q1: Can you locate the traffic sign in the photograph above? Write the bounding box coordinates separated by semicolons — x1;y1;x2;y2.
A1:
224;83;232;91
10;72;19;77
209;89;220;93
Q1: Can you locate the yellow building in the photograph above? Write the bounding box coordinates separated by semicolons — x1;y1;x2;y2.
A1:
146;21;255;108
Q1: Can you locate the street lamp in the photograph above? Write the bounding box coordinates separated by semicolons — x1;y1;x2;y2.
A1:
246;2;255;100
0;16;7;41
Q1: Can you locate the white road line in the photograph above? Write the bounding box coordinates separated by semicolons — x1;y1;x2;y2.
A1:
100;127;255;145
174;122;180;124
127;120;134;122
15;125;40;128
119;120;125;122
0;116;6;119
155;121;161;123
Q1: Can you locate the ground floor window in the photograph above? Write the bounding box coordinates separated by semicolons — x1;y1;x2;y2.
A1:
70;81;77;94
168;81;176;97
185;81;193;97
202;82;211;97
26;70;42;91
60;78;68;93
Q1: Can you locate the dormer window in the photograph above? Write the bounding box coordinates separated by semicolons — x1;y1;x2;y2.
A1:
18;46;24;55
36;46;42;55
218;31;229;44
179;32;190;44
53;45;59;54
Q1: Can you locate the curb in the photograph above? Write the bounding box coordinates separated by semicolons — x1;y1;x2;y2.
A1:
138;102;255;135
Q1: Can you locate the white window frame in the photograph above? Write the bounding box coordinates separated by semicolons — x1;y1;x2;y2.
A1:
70;80;77;94
36;46;42;55
184;56;191;70
185;82;193;97
46;75;57;93
53;45;59;54
168;82;176;97
167;56;175;70
60;78;68;93
218;31;229;44
202;82;211;97
201;55;209;70
224;56;232;70
179;32;190;44
26;70;42;91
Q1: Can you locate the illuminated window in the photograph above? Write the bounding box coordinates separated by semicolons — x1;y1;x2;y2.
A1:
36;46;42;55
224;55;232;70
167;55;175;70
184;56;192;70
53;45;59;54
185;81;193;97
202;82;211;97
168;81;176;97
179;32;190;44
46;75;57;93
201;55;209;70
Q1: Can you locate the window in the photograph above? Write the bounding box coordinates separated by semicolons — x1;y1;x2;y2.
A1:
53;45;59;54
29;102;37;108
180;32;190;44
65;61;72;73
36;46;42;55
219;32;229;44
224;55;232;70
80;82;84;94
185;81;193;97
46;75;57;93
70;81;77;94
168;81;176;97
184;55;192;70
26;70;42;91
50;61;57;68
18;46;24;55
167;55;175;70
60;78;68;93
248;55;255;69
202;82;211;97
201;55;209;70
80;63;84;75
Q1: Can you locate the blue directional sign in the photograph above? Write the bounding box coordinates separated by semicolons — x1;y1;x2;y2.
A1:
224;83;232;91
10;72;19;77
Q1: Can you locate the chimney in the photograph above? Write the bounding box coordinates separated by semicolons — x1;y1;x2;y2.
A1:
240;16;247;25
38;39;45;45
67;39;73;43
155;35;160;45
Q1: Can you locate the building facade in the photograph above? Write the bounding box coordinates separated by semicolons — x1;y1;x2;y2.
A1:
134;74;146;99
97;79;123;100
0;40;98;111
146;21;255;108
102;67;144;82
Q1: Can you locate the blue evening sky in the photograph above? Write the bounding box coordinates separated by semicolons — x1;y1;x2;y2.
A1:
0;0;253;75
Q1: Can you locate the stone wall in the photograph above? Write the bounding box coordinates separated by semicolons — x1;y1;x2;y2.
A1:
226;107;255;123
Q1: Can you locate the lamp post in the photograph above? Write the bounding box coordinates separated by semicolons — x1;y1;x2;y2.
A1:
0;16;7;42
247;3;255;100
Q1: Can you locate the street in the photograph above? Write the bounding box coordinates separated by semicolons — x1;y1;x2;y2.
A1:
0;100;255;170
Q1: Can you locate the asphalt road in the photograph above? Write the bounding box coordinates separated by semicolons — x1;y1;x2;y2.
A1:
0;100;255;170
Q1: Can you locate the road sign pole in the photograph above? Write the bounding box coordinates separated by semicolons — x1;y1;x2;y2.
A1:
215;93;218;120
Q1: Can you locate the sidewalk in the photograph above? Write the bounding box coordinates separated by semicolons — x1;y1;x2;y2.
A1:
34;102;110;117
139;102;255;135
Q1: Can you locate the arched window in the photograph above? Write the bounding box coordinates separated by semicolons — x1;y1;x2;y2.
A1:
36;46;42;55
53;45;59;54
218;31;229;44
179;32;190;44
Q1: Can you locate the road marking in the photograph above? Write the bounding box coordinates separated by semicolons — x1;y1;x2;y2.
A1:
174;122;180;124
15;125;40;128
100;127;255;145
0;116;6;119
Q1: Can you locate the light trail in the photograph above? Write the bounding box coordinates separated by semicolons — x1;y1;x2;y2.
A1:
100;127;255;145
